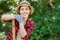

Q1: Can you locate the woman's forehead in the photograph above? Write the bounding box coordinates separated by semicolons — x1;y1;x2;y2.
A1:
20;5;29;8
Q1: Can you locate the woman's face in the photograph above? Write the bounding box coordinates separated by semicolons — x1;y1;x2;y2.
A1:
19;6;31;18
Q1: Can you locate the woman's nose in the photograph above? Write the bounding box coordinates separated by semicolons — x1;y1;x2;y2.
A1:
24;10;27;12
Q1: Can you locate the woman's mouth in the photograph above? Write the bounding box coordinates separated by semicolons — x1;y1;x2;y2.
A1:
23;13;27;16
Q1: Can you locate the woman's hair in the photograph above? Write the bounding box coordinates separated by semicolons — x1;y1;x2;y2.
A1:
16;6;31;14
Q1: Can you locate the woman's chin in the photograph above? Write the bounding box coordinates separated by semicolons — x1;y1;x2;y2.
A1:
23;16;27;18
23;15;28;18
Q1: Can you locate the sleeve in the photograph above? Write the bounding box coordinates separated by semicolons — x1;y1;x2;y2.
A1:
24;21;35;40
26;21;35;37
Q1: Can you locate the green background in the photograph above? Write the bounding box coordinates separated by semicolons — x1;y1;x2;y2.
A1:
0;0;60;40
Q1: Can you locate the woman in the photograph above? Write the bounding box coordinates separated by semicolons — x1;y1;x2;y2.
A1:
1;0;35;40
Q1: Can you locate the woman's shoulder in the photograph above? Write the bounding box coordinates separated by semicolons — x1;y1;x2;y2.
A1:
26;18;35;26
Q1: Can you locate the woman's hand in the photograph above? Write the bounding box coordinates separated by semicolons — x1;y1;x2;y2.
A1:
15;14;24;23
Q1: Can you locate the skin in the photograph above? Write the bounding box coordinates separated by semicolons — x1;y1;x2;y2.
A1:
19;5;31;38
1;5;31;38
20;5;30;21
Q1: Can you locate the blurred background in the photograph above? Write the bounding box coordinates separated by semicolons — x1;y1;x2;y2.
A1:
0;0;60;40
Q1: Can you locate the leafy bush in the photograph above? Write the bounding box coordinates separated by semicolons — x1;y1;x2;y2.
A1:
0;32;6;40
0;0;60;40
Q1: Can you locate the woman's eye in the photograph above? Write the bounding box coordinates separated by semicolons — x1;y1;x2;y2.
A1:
26;8;29;10
20;9;24;10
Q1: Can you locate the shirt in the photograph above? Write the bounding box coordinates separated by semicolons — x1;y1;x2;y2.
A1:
6;18;35;40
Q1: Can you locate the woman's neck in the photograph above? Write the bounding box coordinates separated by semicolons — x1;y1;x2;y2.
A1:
23;17;28;22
